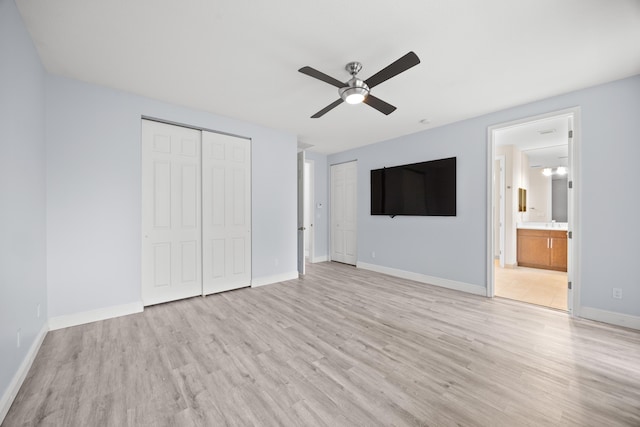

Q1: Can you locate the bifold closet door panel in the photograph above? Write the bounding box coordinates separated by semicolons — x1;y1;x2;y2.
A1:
141;120;202;306
202;131;251;295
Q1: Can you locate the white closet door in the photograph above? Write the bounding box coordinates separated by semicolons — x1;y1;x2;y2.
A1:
141;120;202;306
202;131;251;295
331;161;357;265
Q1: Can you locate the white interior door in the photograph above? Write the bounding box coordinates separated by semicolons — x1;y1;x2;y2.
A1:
297;151;306;275
142;120;202;306
331;161;357;265
202;131;251;295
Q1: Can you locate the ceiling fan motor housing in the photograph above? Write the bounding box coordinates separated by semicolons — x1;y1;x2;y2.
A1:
339;76;370;104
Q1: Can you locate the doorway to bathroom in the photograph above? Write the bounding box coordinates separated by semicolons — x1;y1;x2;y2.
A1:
487;108;580;314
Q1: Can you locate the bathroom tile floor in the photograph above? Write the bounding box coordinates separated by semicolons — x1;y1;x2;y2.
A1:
494;261;567;311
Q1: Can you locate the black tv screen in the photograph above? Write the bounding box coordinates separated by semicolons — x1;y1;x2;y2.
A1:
371;157;456;216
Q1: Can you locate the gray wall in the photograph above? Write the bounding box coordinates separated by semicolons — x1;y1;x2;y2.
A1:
328;123;485;286
304;151;328;260
0;0;48;407
327;74;640;317
45;74;298;318
552;177;568;222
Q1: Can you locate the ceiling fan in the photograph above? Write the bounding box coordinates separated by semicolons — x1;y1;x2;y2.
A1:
298;51;420;118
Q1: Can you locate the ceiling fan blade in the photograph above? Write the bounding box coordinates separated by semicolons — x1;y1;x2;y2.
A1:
363;95;397;115
298;66;345;88
364;51;420;89
311;99;344;118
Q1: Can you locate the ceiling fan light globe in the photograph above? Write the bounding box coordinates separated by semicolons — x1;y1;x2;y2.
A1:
345;92;366;104
339;84;369;105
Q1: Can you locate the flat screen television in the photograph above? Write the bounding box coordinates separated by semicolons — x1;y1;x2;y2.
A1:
371;157;456;216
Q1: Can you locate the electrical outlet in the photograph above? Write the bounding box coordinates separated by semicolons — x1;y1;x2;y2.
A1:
612;288;622;299
17;329;21;348
371;251;376;259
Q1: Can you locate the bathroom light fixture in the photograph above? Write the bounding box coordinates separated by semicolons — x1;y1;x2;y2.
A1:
541;166;568;177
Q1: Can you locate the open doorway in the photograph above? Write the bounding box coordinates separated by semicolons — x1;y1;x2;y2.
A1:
297;150;315;276
487;108;580;314
304;159;314;263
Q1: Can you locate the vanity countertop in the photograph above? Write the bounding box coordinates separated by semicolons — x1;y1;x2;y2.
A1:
517;222;568;230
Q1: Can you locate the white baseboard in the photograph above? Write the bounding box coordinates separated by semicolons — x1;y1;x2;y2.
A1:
0;321;48;424
579;306;640;330
311;255;328;263
357;262;486;296
48;302;143;331
251;271;299;288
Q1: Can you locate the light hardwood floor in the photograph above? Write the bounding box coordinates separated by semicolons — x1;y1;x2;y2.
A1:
494;261;568;310
4;262;640;426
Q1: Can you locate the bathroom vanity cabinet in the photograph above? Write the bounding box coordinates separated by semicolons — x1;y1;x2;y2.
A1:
517;228;567;272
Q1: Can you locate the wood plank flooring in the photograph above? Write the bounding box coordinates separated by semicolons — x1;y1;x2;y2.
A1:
4;262;640;426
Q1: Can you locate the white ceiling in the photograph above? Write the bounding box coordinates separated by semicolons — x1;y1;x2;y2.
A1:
495;114;569;168
15;0;640;154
